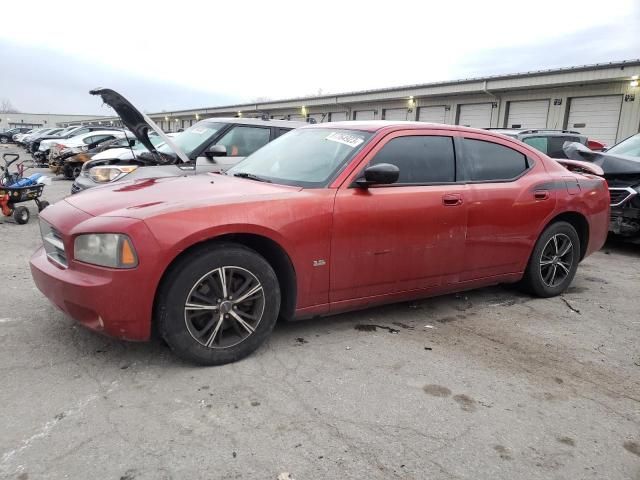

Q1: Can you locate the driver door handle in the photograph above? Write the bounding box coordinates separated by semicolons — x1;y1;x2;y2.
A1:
442;193;463;206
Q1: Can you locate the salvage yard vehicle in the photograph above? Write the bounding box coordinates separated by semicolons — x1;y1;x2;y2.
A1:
36;125;124;164
31;115;610;365
47;129;130;167
487;129;602;158
563;135;640;238
70;89;306;193
0;127;32;144
49;135;147;179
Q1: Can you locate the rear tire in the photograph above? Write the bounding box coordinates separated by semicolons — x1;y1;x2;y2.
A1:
13;206;29;224
37;201;50;212
156;243;280;365
520;221;580;297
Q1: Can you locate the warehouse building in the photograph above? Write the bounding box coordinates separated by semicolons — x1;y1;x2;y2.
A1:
64;60;640;146
0;112;108;131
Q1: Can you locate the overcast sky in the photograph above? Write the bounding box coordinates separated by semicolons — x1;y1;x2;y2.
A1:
1;0;638;115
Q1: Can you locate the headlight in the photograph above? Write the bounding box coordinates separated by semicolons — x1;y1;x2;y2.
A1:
89;165;138;183
74;234;138;268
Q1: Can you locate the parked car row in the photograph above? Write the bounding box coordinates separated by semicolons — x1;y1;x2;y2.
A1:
27;87;615;365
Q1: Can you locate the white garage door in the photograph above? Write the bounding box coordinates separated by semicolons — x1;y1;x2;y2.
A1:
329;112;348;122
418;106;447;124
354;110;376;120
506;100;549;129
567;95;622;146
289;114;306;122
383;108;407;120
458;103;493;128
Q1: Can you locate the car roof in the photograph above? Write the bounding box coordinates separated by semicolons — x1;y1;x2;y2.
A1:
302;120;519;138
201;117;307;128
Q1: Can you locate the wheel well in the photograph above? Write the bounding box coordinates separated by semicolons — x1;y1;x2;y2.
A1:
546;212;589;260
155;233;297;322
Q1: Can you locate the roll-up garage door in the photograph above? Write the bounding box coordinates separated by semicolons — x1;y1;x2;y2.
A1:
329;112;348;122
458;103;493;128
506;100;549;129
383;108;407;120
289;114;306;122
354;110;376;120
566;95;622;146
418;106;447;124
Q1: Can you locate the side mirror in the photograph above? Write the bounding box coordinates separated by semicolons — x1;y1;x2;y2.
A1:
204;144;227;158
355;163;399;187
129;139;136;147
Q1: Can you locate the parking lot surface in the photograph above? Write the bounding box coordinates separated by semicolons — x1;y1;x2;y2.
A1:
1;144;639;480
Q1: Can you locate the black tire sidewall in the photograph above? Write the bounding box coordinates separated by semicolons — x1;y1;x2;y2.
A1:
14;207;29;224
525;221;580;297
157;245;281;366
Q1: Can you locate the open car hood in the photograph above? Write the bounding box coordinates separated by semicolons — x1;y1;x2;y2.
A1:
89;88;190;164
563;142;640;176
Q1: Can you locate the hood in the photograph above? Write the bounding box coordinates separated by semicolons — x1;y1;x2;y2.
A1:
91;147;135;161
64;173;302;219
89;88;189;164
563;142;640;176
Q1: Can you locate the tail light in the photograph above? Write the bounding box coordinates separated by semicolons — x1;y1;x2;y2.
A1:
587;139;606;151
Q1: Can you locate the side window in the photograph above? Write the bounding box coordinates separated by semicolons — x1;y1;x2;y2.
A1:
83;136;96;145
216;126;271;156
462;138;528;181
369;135;455;184
523;137;548;154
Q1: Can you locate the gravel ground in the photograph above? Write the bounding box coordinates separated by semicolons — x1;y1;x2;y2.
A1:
1;144;639;480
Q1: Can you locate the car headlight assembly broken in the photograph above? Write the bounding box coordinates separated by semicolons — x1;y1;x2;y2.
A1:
89;165;138;183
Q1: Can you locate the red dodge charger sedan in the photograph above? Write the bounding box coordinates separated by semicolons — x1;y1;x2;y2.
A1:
30;101;609;365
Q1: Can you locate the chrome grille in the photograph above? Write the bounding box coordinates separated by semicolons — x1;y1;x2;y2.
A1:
40;221;68;267
609;187;636;207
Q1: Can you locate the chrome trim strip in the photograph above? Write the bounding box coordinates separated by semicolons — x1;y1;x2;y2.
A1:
608;187;637;207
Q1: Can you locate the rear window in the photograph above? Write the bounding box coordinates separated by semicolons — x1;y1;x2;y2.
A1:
462;138;529;181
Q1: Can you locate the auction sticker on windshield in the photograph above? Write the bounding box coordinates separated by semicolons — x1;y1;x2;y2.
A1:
325;132;365;148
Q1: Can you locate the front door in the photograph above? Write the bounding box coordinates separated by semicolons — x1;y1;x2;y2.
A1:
330;131;467;304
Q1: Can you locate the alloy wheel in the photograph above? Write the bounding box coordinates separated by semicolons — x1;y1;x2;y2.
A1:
539;233;574;287
184;266;265;349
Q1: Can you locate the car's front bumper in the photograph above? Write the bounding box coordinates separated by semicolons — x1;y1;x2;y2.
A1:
30;202;164;341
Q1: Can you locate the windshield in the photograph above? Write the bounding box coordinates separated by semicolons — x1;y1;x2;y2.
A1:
157;122;224;157
607;134;640;158
227;128;373;187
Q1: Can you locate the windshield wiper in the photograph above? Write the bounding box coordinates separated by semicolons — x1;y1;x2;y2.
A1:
232;172;272;183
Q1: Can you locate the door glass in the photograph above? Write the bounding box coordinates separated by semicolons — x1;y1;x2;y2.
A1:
523;137;548;154
463;138;528;181
369;136;455;184
216;126;271;156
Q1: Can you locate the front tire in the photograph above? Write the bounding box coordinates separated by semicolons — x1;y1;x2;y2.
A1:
13;206;30;224
156;244;281;365
520;221;580;297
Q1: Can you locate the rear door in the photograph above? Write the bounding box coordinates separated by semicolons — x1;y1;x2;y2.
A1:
457;133;556;280
330;130;467;304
